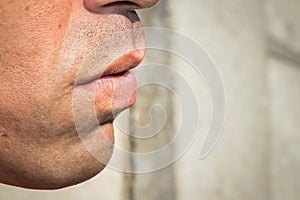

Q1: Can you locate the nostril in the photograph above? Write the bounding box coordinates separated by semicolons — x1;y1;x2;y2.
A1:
84;0;141;14
103;1;140;8
83;0;159;14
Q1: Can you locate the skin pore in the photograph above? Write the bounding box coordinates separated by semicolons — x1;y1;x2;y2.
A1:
0;0;158;189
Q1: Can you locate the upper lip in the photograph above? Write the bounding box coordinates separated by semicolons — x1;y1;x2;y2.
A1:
76;49;145;86
102;48;145;77
75;27;146;86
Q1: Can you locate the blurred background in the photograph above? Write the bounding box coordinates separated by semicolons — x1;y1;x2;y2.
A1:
1;0;300;199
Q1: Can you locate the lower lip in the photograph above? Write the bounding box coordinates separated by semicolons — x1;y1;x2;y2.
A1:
94;71;137;110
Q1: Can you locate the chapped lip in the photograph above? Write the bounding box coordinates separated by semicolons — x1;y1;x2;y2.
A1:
76;49;145;86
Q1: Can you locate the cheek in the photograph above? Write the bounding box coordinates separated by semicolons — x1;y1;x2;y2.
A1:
0;0;72;73
0;1;74;131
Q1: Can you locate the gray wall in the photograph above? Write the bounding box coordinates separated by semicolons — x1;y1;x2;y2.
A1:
266;0;300;199
1;0;300;199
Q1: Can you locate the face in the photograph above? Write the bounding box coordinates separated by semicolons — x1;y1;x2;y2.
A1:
0;0;159;189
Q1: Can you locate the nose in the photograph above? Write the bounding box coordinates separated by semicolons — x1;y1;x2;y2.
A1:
83;0;160;14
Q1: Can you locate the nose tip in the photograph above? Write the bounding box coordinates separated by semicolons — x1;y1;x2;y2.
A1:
84;0;160;14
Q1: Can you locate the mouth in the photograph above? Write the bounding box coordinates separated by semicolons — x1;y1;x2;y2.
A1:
74;23;146;86
71;8;146;138
94;70;137;125
75;49;145;86
74;44;146;129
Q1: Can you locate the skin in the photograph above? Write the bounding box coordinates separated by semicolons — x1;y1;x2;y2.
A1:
0;0;159;189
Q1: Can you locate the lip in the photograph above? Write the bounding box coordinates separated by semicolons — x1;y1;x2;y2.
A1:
75;26;146;86
73;27;146;128
94;70;137;111
76;49;145;86
74;68;137;129
75;48;144;114
71;11;146;138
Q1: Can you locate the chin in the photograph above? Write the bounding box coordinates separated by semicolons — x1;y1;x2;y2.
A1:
2;131;114;190
39;127;115;190
3;158;107;190
29;165;106;190
40;162;107;190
